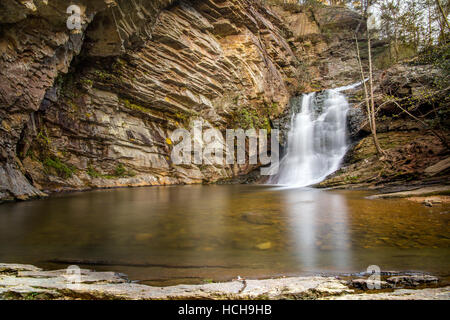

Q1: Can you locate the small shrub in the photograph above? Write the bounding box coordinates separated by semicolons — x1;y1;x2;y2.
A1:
87;166;102;178
114;164;127;177
80;78;93;87
87;163;136;179
44;157;76;179
120;98;154;114
94;70;113;81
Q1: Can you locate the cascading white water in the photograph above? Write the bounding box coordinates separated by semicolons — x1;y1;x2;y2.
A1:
269;85;358;187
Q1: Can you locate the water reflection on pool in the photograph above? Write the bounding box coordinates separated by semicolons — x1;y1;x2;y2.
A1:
0;185;448;285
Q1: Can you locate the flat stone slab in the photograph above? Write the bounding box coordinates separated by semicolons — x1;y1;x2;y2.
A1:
0;263;42;273
387;275;439;286
0;263;448;300
0;263;354;299
327;287;450;300
0;274;353;300
17;269;128;284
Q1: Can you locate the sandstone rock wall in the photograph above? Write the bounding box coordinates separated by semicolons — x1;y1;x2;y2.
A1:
271;4;365;91
0;0;181;201
0;0;307;201
0;1;373;202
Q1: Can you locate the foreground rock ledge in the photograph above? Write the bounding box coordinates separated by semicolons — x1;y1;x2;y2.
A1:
1;264;449;300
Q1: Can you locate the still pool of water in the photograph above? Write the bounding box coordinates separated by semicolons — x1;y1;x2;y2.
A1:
0;185;449;285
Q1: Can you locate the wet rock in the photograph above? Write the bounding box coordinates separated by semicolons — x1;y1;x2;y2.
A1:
347;107;366;139
407;196;448;205
423;201;433;207
0;264;42;274
350;279;390;290
378;271;403;276
387;275;439;287
315;280;352;294
327;287;450;300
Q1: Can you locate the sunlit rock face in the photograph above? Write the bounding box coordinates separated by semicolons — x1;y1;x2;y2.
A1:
0;0;174;201
0;0;371;201
270;4;365;91
0;0;105;201
0;0;304;201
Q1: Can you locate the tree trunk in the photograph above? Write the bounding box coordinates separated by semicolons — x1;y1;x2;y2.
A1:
367;28;385;156
435;0;450;30
428;1;433;46
355;36;373;133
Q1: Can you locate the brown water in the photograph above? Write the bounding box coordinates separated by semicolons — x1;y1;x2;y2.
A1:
0;185;449;285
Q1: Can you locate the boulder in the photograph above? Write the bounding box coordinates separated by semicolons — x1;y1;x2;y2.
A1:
387;275;439;287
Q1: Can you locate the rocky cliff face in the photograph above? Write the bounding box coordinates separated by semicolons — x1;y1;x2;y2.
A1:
0;0;182;201
267;3;366;148
0;1;389;202
319;61;449;191
271;4;364;90
1;0;311;201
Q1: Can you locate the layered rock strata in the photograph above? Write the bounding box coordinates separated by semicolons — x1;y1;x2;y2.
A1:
1;0;301;201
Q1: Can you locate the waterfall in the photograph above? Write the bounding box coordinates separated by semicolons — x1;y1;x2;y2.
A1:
269;85;358;187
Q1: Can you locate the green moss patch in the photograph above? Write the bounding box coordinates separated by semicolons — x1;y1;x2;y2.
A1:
87;164;136;180
44;157;77;179
232;102;276;131
120;98;154;115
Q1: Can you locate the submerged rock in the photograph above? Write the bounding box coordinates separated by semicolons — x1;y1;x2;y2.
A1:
255;242;272;250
